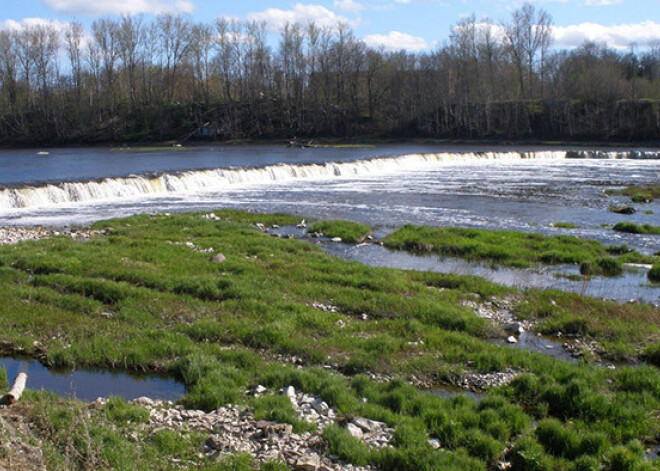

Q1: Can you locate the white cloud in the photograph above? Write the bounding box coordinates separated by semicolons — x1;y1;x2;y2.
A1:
553;20;660;49
246;3;356;30
39;0;194;16
334;0;365;13
363;30;429;51
0;17;69;32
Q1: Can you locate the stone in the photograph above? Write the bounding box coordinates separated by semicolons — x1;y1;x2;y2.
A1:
428;438;441;449
211;253;226;263
331;237;342;243
285;386;296;398
506;336;518;344
346;423;364;439
296;453;320;470
352;417;383;433
255;385;267;394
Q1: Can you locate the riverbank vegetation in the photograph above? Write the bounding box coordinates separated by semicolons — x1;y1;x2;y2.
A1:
381;224;657;275
0;212;658;469
1;4;660;146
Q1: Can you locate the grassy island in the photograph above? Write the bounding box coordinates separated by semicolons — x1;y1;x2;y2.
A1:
0;212;658;470
381;224;657;275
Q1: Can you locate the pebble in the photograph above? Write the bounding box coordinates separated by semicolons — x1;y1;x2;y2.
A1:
0;226;105;245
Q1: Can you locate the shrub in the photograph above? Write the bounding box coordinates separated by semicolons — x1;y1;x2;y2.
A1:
323;424;371;466
597;257;622;276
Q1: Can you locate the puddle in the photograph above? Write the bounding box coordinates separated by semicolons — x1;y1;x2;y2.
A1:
0;357;185;402
495;333;577;362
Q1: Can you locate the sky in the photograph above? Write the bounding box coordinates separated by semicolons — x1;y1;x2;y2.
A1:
1;0;659;52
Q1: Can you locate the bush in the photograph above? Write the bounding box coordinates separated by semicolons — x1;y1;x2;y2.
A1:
323;424;371;466
510;436;554;471
641;343;660;367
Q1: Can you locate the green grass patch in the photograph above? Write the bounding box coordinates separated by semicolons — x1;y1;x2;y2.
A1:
381;224;651;273
307;219;372;243
613;222;660;235
551;222;577;229
648;264;660;283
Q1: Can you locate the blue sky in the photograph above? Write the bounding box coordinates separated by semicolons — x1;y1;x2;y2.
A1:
1;0;659;51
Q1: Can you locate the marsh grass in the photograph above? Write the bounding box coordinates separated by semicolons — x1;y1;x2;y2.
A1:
307;219;372;243
0;211;657;469
381;224;654;274
613;223;660;235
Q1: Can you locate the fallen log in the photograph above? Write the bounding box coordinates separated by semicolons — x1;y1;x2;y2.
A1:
1;372;27;405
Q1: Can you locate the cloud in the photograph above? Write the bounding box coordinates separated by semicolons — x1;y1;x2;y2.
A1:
334;0;365;13
246;3;356;30
0;17;69;32
39;0;194;16
553;20;660;49
363;30;429;51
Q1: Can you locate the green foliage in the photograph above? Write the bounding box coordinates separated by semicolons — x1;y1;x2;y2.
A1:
648;264;660;282
307;219;372;243
252;394;316;434
609;206;636;215
613;223;660;235
0;367;7;391
641;343;660;367
323;425;372;466
104;397;150;425
382;224;646;270
552;222;578;229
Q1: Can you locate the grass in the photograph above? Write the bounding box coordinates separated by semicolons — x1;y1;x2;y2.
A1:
381;224;655;274
307;219;372;243
606;185;660;203
0;211;658;469
551;222;577;229
649;264;660;283
609;205;636;215
613;222;660;235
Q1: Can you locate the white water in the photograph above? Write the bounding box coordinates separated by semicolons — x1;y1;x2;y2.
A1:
0;151;567;210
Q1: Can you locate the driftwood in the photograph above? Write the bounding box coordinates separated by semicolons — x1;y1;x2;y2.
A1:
1;372;27;405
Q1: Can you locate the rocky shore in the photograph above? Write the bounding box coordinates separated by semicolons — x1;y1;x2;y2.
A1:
92;386;397;471
0;226;105;245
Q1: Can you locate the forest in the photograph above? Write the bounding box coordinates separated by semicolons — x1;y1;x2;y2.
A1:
0;3;659;146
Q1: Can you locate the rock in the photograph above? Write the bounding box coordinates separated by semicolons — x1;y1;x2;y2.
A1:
428;438;441;449
346;423;364;439
255;385;267;394
133;397;155;407
352;417;384;433
506;336;518;344
331;237;342;243
211;253;226;263
296;453;320;470
285;386;296;398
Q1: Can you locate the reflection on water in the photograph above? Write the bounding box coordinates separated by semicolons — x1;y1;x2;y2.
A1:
0;357;184;402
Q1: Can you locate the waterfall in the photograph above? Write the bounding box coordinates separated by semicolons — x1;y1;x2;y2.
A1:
0;149;600;210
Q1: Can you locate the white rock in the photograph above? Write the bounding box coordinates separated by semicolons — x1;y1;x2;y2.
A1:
506;336;518;344
346;423;364;439
331;237;342;243
285;386;296;398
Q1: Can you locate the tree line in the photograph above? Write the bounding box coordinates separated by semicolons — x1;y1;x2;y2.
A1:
0;3;659;146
